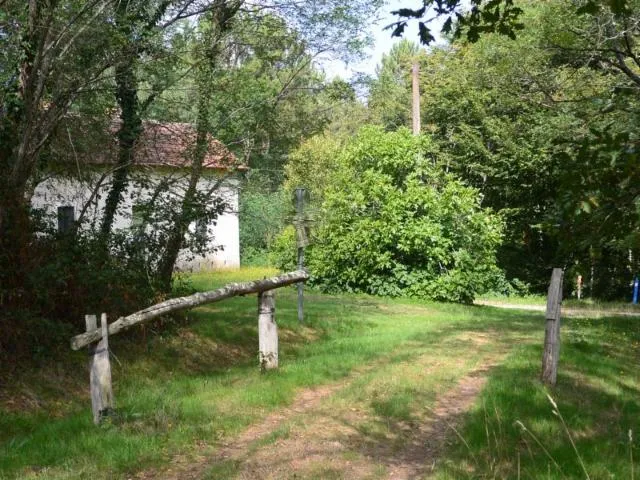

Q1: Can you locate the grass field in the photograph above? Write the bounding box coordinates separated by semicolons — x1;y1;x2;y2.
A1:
2;268;640;479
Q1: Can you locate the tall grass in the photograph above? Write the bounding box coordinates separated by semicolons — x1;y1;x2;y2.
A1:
432;311;640;479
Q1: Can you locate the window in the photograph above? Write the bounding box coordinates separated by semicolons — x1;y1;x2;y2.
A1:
57;206;75;233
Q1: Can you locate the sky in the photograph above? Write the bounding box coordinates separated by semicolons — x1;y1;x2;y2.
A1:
319;0;448;80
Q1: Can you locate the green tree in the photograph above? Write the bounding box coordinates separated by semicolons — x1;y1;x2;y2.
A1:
285;133;343;206
309;126;503;303
149;1;383;288
410;0;640;296
368;40;425;131
0;1;117;292
238;182;289;265
388;0;525;45
416;10;578;290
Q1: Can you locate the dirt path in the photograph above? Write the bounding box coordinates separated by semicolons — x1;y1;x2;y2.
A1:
138;334;509;480
206;354;504;480
380;361;500;479
136;355;398;480
475;300;640;317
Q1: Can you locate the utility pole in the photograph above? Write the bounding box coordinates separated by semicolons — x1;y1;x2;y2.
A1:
412;61;421;136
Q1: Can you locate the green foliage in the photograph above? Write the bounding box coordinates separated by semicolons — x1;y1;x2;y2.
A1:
284;133;343;208
149;8;378;184
1;219;163;363
388;0;525;45
417;21;571;290
269;225;298;272
412;0;640;297
368;40;424;131
309;126;503;303
553;126;640;298
238;176;289;266
1;0;385;355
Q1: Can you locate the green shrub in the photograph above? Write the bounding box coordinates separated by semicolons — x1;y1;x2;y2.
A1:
308;126;504;303
238;177;288;267
240;246;271;266
269;226;298;272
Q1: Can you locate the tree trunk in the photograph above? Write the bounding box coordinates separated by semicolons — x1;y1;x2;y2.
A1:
156;3;242;292
0;1;47;297
71;270;309;349
99;4;142;238
0;184;32;298
157;92;209;292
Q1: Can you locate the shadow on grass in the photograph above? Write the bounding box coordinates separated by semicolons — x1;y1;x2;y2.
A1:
6;291;615;480
0;290;441;478
434;313;640;479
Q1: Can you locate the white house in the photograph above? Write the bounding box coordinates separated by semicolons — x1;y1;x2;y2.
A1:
32;121;243;270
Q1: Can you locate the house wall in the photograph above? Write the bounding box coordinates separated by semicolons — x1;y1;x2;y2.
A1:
31;168;240;270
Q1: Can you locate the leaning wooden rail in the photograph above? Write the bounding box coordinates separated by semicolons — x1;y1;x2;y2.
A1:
71;270;309;350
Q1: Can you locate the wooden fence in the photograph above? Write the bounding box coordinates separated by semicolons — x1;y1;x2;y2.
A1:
73;266;565;423
541;268;563;386
71;270;309;424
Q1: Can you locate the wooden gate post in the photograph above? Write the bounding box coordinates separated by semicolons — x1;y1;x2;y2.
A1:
258;291;278;371
541;268;563;386
85;313;114;424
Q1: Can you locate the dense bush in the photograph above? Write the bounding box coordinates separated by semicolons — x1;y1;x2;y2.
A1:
1;233;155;362
284;133;342;208
307;126;504;303
269;225;298;271
238;174;289;266
0;203;211;361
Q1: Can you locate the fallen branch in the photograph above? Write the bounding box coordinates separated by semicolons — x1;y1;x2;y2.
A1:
70;270;309;350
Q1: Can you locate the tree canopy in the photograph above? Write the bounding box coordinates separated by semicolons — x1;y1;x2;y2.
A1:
308;127;503;303
0;0;383;353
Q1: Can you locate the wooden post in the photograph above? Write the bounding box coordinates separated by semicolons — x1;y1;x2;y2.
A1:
85;313;114;424
577;275;583;300
258;291;278;371
541;269;563;386
412;61;421;135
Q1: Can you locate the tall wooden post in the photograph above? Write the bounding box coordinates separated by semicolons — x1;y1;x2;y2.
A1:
577;275;583;300
258;291;278;370
412;61;421;135
541;269;563;385
85;313;114;424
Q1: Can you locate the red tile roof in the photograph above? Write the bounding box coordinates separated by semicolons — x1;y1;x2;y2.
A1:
95;120;244;171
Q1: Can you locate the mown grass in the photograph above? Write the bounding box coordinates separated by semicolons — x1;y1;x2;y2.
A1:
0;268;529;479
476;293;547;305
2;269;640;479
563;297;640;313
